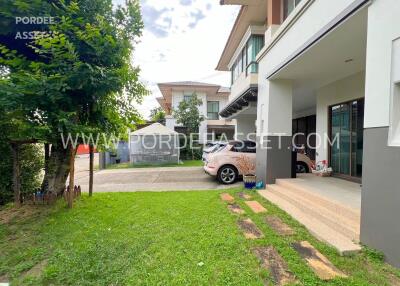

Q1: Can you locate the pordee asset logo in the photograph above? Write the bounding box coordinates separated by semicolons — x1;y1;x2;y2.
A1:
14;17;56;40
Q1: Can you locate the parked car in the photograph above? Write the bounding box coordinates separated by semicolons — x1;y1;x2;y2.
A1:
202;141;227;162
204;140;313;184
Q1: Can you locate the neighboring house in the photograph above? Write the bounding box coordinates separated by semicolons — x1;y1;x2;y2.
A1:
217;0;400;267
156;81;235;143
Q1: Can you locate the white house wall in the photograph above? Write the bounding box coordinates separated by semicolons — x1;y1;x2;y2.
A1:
315;72;365;163
230;73;258;101
235;116;256;140
364;0;400;128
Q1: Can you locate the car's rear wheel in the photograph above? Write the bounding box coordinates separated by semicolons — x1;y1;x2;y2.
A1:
296;161;310;173
217;165;238;184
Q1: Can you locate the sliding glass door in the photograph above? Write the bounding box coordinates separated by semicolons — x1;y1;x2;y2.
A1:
329;99;364;179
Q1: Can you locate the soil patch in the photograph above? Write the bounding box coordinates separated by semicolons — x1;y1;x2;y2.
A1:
238;218;264;239
228;204;245;214
0;205;46;225
22;259;48;279
265;216;295;236
253;246;297;286
388;273;400;286
293;241;347;280
0;274;9;283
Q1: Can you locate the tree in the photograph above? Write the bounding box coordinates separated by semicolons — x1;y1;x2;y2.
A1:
0;133;43;206
173;94;204;159
150;107;165;123
0;0;147;207
173;93;204;134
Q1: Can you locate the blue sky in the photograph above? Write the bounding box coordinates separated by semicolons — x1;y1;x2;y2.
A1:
112;0;239;119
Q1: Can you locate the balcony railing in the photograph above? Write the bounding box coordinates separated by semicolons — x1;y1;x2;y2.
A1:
246;61;259;76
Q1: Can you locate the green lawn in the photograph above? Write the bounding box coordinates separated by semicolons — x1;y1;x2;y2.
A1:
0;190;399;286
106;160;204;169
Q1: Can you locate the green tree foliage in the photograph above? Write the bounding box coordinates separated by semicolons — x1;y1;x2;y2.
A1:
0;0;147;201
150;107;166;123
173;94;204;160
173;93;204;134
0;139;43;205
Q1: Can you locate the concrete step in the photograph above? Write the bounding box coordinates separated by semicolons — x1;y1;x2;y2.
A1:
276;179;360;221
259;189;362;255
267;184;359;242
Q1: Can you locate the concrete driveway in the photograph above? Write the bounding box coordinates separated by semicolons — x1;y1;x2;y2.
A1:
75;166;241;192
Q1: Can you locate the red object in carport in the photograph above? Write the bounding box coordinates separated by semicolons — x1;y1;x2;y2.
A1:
76;145;97;155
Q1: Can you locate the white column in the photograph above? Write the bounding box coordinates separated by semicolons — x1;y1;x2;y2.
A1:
256;79;293;184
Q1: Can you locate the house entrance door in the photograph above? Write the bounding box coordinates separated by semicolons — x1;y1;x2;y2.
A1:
329;99;364;181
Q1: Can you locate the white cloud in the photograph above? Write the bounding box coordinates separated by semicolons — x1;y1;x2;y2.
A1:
113;0;239;119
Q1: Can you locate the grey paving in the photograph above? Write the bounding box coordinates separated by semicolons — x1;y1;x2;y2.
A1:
76;166;241;192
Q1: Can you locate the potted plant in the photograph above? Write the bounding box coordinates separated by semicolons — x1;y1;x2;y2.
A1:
236;155;257;189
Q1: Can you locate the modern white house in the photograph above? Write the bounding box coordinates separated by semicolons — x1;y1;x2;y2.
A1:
156;81;235;143
217;0;400;267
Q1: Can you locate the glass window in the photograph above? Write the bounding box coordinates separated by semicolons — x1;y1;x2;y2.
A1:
230;35;264;84
283;0;302;21
207;101;219;120
238;53;243;74
183;94;192;102
246;35;264;74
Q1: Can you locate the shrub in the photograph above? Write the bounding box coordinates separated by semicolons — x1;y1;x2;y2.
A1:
0;141;44;205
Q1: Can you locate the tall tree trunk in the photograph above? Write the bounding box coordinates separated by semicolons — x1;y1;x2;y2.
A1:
41;143;72;196
41;143;50;192
89;144;94;197
68;145;76;208
10;143;21;207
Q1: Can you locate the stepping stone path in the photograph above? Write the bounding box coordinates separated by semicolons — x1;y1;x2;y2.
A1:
265;216;295;236
245;201;267;213
253;246;297;286
238;192;252;200
220;193;235;203
228;204;245;214
238;218;264;239
292;241;348;280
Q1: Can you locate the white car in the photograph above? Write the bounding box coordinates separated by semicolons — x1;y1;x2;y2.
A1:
204;140;314;184
202;141;227;162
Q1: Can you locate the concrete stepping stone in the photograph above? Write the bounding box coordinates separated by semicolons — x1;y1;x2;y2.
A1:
292;241;347;280
220;193;235;203
245;201;267;213
265;216;295;236
228;204;245;214
238;218;264;239
238;192;252;200
253;246;297;286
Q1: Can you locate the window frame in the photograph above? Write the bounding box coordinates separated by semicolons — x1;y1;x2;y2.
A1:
183;94;192;102
282;0;302;22
230;35;264;84
207;101;220;120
